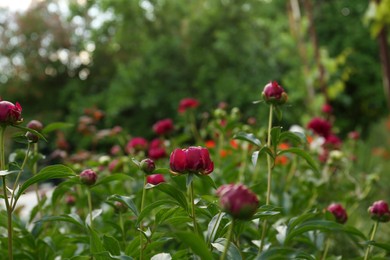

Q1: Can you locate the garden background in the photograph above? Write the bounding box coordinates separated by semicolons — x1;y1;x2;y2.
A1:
1;0;390;259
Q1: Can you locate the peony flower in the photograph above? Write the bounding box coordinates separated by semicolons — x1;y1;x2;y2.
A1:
153;118;174;135
80;169;97;186
322;103;333;114
216;183;259;220
0;100;22;125
324;134;342;150
148;138;167;160
126;137;148;154
170;146;214;175
262;81;288;105
178;98;199;113
327;203;348;224
307;117;332;138
147;174;165;185
368;200;390;222
140;158;156;174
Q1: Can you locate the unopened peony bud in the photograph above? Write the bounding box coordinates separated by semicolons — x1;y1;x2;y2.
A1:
327;203;348;224
368;200;390;222
262;81;288;105
140;158;156;174
147;174;165;185
114;201;128;213
153;118;174;135
80;169;97;186
216;184;259;220
170;146;214;175
0;100;23;125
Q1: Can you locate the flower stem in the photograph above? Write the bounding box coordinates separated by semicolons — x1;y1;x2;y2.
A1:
10;143;31;209
87;189;93;228
139;176;147;260
220;219;234;260
190;180;198;234
266;104;273;205
321;237;331;260
364;221;379;260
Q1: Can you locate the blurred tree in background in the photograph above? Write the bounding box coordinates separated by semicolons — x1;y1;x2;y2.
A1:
0;0;388;140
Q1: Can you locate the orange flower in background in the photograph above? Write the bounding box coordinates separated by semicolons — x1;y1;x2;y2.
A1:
219;149;232;158
205;140;216;149
275;155;289;165
278;142;290;150
230;139;239;149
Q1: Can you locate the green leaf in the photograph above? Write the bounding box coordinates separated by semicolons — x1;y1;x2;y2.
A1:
278;148;318;172
0;170;19;176
42;122;73;134
37;213;84;228
195;174;217;190
369;241;390;252
152;168;171;175
92;174;132;188
137;199;178;225
270;126;282;151
174;231;214;260
150;253;172;260
207;212;225;242
15;165;75;203
186;173;194;188
285;220;366;244
233;132;261;147
103;235;121;256
13;124;47;142
256;247;315;260
51;177;80;204
279;131;306;144
155;183;188;212
253;205;282;219
211;237;242;260
273;105;283;121
89;227;106;260
107;195;139;216
252;146;274;167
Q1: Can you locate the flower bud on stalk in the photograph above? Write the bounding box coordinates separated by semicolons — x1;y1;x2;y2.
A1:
26;120;44;143
0;100;23;125
368;200;390;222
262;81;288;105
140;158;156;175
80;169;97;186
170;146;214;175
146;174;165;185
216;184;259;220
327;203;348;224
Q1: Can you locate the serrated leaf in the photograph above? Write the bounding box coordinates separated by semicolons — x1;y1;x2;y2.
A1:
108;195;139;217
212;237;242;260
278;148;318;172
15;165;75;203
174;231;213;260
233;132;261;147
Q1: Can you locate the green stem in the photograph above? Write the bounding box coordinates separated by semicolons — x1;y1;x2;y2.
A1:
265;104;273;205
321;237;331;260
190;180;198;234
364;221;379;260
238;142;249;183
10;143;31;209
220;219;235;260
119;212;126;245
259;220;267;253
139;176;147;260
0;126;12;260
32;143;41;217
87;189;93;228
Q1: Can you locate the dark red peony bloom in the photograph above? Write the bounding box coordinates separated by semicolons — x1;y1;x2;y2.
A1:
307;117;332;138
148;138;167;160
262;81;288;105
80;169;97;186
178;98;199;113
153;118;174;135
170;146;214;175
126;137;148;154
368;200;390;222
327;203;348;224
0;100;22;125
324;134;342;150
147;174;165;185
216;183;259;220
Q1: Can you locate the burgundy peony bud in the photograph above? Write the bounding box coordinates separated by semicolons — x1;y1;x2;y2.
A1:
65;195;76;206
324;134;342;150
322;103;333;114
216;184;259;220
368;200;390;222
178;98;199;113
148;147;167;160
0;100;23;125
153;118;174;135
140;158;156;174
147;174;165;185
126;137;148;154
80;169;97;186
26;120;44;143
262;81;288;105
307;117;332;138
170;146;214;175
327;203;348;224
348;131;360;140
